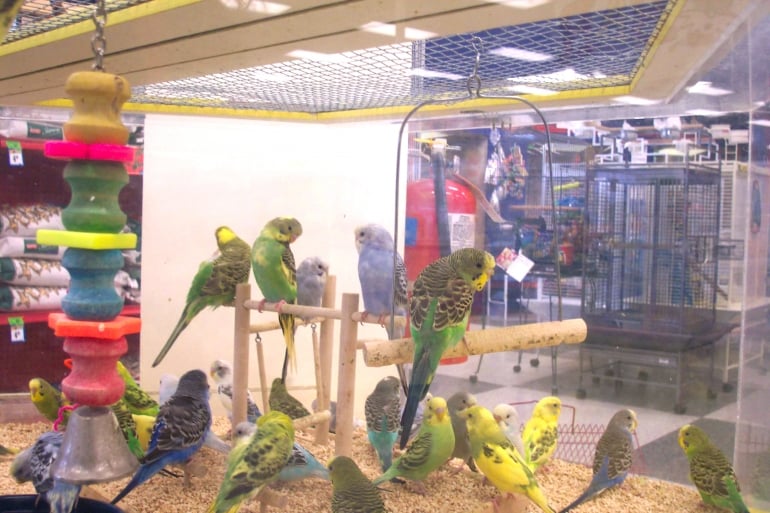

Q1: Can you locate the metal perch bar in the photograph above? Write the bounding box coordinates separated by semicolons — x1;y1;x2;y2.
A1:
362;318;587;367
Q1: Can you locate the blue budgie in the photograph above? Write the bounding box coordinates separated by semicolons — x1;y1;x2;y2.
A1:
111;369;212;504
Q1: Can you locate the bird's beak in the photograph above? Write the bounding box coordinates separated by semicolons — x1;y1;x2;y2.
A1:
493;414;501;423
434;407;446;419
290;234;299;243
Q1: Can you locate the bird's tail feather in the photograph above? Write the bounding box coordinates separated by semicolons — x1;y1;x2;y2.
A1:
152;310;190;367
279;312;296;375
399;354;432;449
558;456;615;513
48;482;80;513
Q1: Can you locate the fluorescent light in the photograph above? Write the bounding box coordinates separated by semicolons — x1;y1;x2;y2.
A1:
408;68;464;80
404;27;437;40
506;85;558;96
287;50;351;63
481;0;551;8
360;22;396;37
507;68;588;84
246;70;291;82
750;119;770;127
219;0;290;14
685;109;727;116
686;81;733;96
490;47;553;62
612;95;660;106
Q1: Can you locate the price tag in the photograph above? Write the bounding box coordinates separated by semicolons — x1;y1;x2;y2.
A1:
6;140;24;166
506;252;535;282
9;316;25;343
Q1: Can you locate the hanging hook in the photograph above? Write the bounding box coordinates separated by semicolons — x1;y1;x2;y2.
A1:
90;0;107;71
254;332;262;344
466;35;483;98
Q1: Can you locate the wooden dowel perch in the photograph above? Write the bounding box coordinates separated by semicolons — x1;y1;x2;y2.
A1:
293;410;331;431
243;300;343;321
249;317;324;334
362;318;587;367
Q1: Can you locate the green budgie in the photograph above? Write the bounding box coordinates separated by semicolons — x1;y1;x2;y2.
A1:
28;378;69;425
251;217;303;380
153;226;251;367
400;247;495;449
207;410;295;513
679;424;750;513
559;409;637;512
116;361;159;417
111;397;144;459
268;377;310;419
373;395;455;494
329;455;387;513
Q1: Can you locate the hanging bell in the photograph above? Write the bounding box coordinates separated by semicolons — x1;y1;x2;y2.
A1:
52;406;138;485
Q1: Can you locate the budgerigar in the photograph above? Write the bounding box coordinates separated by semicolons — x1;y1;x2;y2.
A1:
355;224;409;392
1;0;23;39
9;431;81;513
679;424;750;513
29;378;69;424
269;377;310;419
447;391;478;472
461;405;556;513
210;359;262;422
111;369;212;504
373;395;455;494
522;396;562;472
329;455;387;513
111;397;144;459
117;361;160;417
157;371;231;454
493;403;525;459
365;376;402;472
559;409;637;513
233;421;329;482
208;411;295;513
0;443;18;456
251;217;303;380
399;247;495;449
132;414;155;453
296;256;329;320
152;226;251;367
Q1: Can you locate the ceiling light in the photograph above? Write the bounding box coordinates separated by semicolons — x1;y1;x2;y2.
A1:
218;0;290;14
490;47;553;62
481;0;551;8
404;27;437;40
287;50;351;63
247;70;291;82
360;22;396;37
506;85;558;96
507;68;588;84
686;109;727;116
612;95;660;106
686;81;732;96
407;68;464;80
750;119;770;127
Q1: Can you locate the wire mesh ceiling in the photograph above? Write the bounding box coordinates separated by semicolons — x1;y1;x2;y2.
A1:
4;0;677;114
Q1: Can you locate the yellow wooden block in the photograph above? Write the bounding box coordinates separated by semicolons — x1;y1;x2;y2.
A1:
37;229;137;250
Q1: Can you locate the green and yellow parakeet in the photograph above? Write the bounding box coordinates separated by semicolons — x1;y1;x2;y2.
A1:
132;413;156;453
329;455;387;513
461;404;556;513
251;217;303;380
373;395;455;494
116;361;159;417
400;247;495;449
207;410;295;513
268;377;310;419
152;226;251;367
111;397;144;459
29;378;69;425
523;396;562;472
679;424;750;513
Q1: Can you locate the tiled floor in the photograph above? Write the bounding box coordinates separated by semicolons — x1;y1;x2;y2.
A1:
431;311;768;487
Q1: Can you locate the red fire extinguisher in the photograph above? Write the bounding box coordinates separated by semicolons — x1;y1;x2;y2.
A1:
404;175;476;365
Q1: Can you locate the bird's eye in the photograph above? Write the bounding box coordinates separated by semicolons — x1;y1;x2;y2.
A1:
476;263;482;268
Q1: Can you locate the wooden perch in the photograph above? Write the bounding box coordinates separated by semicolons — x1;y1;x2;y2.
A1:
249;317;324;334
293;410;331;431
258;487;289;510
362;318;587;367
243;300;343;321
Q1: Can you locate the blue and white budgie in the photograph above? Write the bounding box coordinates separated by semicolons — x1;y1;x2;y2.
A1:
233;421;329;483
493;403;525;459
210;359;262;423
111;369;212;504
365;376;402;472
355;224;409;392
559;409;637;513
296;256;329;320
158;371;230;454
9;431;80;513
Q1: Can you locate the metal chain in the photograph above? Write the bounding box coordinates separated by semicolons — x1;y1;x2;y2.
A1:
90;0;107;71
466;35;483;98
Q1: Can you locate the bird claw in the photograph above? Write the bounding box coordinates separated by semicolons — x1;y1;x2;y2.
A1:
257;299;267;313
360;311;370;326
275;299;287;313
377;314;387;328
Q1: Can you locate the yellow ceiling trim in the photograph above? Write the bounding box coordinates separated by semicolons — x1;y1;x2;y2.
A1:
0;0;204;56
628;0;686;92
38;84;632;122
